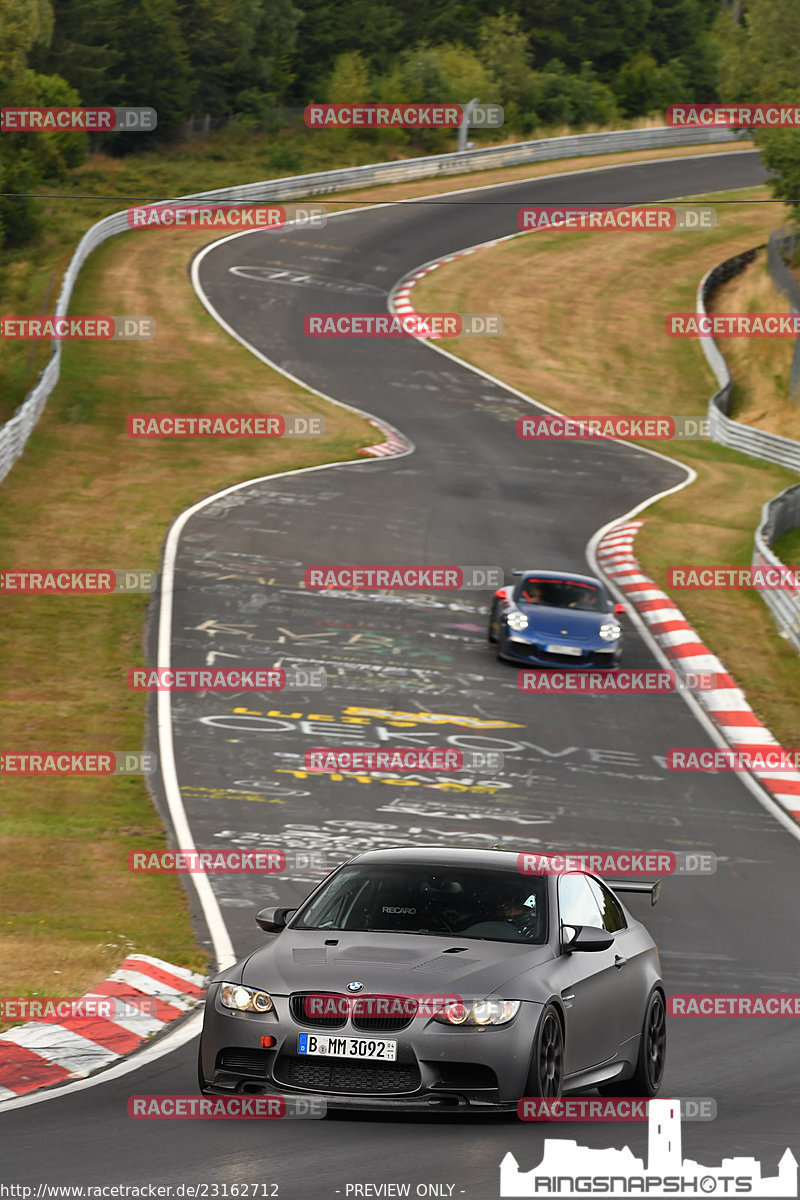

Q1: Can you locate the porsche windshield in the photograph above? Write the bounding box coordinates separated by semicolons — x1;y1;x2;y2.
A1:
518;578;602;611
293;864;548;944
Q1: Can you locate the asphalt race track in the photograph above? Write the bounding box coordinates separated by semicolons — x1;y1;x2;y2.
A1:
6;149;800;1198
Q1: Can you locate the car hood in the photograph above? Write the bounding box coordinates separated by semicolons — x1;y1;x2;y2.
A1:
517;604;609;641
240;930;555;999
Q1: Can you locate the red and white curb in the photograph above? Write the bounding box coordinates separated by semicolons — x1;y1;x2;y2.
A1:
596;520;800;819
358;416;411;458
0;954;206;1100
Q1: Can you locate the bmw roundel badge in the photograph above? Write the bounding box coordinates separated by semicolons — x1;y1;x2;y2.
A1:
347;981;364;992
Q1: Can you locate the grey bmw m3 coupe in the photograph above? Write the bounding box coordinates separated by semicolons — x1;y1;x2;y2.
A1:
198;847;666;1112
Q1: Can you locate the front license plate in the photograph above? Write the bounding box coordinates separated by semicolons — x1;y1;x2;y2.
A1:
545;643;583;656
298;1034;397;1061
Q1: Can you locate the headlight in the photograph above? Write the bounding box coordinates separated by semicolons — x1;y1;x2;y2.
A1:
437;999;520;1026
599;622;621;642
506;612;529;632
219;982;274;1013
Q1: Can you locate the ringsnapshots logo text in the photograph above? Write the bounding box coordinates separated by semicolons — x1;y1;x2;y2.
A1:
517;205;716;231
304;565;503;591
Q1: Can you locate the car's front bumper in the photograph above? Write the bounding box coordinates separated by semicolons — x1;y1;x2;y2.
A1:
199;988;542;1111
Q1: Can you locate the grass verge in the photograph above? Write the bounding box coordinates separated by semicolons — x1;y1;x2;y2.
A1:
0;225;376;1013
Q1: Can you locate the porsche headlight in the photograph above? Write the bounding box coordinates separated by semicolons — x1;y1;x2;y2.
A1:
599;622;621;642
507;612;529;632
219;982;274;1013
437;999;520;1026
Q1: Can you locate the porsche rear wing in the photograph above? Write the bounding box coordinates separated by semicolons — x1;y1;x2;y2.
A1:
606;879;662;906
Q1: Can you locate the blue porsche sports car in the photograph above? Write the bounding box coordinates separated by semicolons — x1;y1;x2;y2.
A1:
488;569;626;667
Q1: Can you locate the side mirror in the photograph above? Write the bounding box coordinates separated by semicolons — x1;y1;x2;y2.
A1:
613;602;626;616
494;588;508;600
561;924;614;953
255;906;297;933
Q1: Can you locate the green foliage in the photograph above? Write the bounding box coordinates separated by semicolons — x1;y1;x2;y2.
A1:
612;51;689;117
713;0;800;227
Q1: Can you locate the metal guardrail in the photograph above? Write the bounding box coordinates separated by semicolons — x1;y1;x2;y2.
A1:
0;123;745;484
697;249;800;651
753;484;800;651
766;227;800;396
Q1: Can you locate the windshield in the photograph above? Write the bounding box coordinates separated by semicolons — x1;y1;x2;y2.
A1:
293;864;548;944
518;578;603;612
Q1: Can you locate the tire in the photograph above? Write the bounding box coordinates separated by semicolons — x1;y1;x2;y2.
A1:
488;601;499;643
524;1004;564;1099
599;988;666;1098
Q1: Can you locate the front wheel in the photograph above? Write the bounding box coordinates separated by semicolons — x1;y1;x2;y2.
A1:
524;1004;564;1099
488;601;499;644
599;988;666;1097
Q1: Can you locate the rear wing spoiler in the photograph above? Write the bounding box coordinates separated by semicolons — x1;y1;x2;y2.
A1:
606;879;662;907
